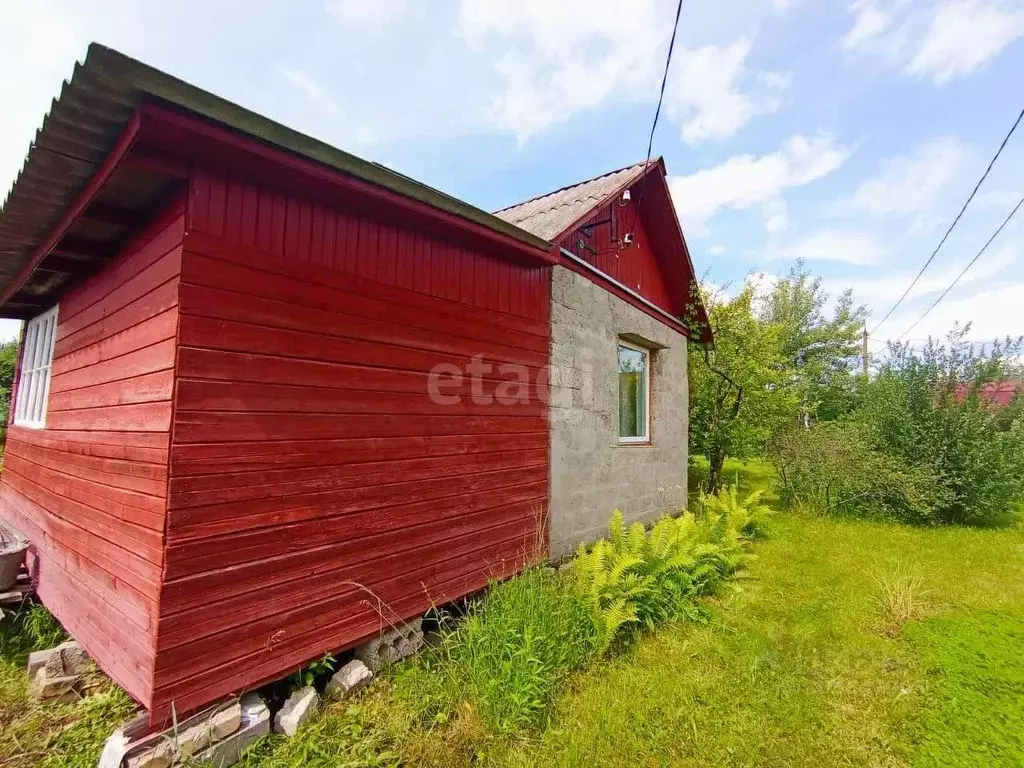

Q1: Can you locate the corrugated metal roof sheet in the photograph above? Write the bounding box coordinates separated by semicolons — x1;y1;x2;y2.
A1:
493;161;650;240
0;44;551;311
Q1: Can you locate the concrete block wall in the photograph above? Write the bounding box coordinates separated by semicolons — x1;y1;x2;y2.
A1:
548;265;690;558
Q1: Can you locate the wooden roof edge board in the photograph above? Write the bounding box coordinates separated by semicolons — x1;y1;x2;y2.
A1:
0;110;142;309
84;44;552;254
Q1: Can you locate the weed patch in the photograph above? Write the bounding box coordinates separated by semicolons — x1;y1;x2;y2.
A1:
1;602;132;768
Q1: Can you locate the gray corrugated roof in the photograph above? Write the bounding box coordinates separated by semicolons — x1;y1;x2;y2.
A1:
0;44;551;311
493;161;650;240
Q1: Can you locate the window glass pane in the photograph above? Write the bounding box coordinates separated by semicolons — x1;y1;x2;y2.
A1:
618;344;648;439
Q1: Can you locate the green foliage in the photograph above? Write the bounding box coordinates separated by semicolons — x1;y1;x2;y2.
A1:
689;266;865;492
393;497;765;741
760;262;868;423
773;328;1024;527
0;601;67;661
772;422;949;523
37;689;137;768
396;567;597;737
492;475;1024;768
0;339;18;428
694;484;772;540
2;602;131;768
689;285;798;490
288;653;337;688
571;493;763;653
235;701;402;768
857;329;1024;526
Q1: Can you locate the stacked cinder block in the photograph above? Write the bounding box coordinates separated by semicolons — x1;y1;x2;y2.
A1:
354;622;426;671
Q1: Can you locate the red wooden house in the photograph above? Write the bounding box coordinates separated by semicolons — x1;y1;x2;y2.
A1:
0;45;707;725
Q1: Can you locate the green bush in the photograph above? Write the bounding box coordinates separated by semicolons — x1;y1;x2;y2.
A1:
773;331;1024;527
572;491;763;653
771;422;949;523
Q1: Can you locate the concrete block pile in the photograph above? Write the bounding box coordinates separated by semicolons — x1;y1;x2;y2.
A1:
354;622;425;671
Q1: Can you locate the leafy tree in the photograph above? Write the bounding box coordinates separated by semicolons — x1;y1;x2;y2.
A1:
759;262;867;423
689;283;797;492
0;338;18;437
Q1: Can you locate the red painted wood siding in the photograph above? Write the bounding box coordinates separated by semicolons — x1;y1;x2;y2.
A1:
0;200;184;705
556;198;675;314
147;171;550;721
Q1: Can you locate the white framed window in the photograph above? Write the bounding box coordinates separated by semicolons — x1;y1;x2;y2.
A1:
14;306;58;428
618;340;650;444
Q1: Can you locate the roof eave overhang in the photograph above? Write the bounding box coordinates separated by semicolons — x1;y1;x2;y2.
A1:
0;43;556;315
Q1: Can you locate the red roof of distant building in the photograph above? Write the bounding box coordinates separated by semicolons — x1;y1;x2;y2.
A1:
955;380;1024;407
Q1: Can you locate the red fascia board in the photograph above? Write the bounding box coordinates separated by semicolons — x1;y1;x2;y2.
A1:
642;170;712;344
0;112;142;309
135;103;557;268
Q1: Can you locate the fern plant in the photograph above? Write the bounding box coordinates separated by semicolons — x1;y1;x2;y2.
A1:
572;488;767;653
697;485;772;540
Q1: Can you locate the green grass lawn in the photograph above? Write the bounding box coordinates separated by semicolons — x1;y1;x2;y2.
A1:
473;460;1024;768
2;460;1023;767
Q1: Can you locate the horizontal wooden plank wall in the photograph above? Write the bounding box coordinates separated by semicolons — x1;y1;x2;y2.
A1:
0;199;184;705
149;171;550;721
557;197;675;314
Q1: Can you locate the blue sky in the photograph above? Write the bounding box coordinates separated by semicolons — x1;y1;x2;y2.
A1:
2;0;1023;347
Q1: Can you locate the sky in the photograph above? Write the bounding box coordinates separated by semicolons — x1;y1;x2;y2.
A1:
2;0;1024;349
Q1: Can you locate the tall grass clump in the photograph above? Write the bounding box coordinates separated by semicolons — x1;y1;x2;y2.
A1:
397;567;597;737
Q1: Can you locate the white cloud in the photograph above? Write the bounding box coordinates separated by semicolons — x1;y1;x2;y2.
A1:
667;37;789;144
907;0;1024;83
762;198;790;233
843;1;890;50
669;135;852;235
841;137;965;217
769;228;890;265
326;0;408;30
883;281;1024;341
458;0;782;143
830;237;1017;307
458;0;667;142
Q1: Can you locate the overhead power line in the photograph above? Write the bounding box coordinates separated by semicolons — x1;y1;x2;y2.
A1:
626;0;684;236
869;105;1024;334
897;194;1024;340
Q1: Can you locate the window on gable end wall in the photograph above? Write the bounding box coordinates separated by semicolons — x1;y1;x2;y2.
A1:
14;305;58;428
618;340;649;443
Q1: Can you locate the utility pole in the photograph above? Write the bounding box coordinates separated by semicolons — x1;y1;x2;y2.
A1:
862;327;869;376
